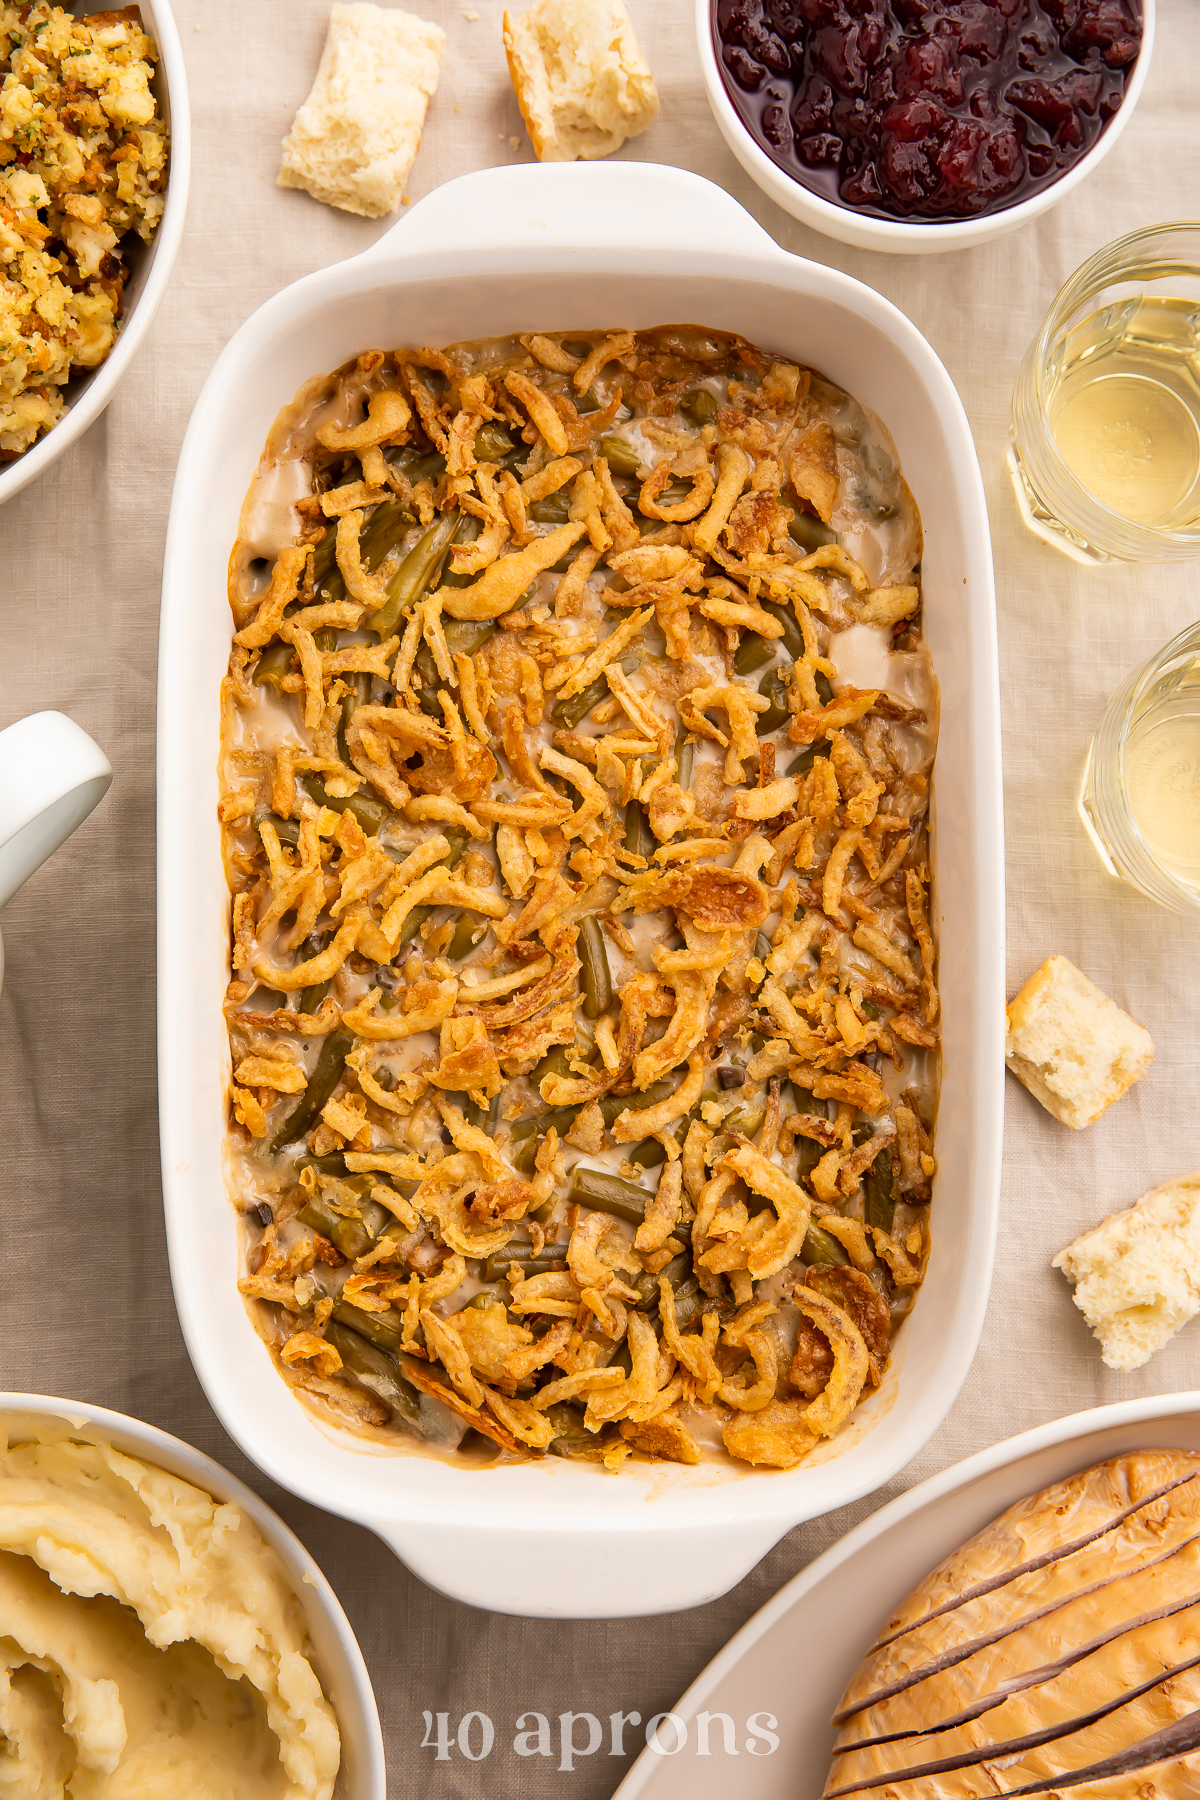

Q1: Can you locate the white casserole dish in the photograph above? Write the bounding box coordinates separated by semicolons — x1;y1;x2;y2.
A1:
695;0;1155;256
0;0;190;508
0;1392;384;1800
158;161;1004;1621
612;1391;1200;1800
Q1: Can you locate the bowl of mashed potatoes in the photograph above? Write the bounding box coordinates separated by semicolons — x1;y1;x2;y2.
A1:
0;1394;383;1800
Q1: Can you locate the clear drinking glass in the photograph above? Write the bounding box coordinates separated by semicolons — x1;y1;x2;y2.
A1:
1010;223;1200;565
1079;619;1200;916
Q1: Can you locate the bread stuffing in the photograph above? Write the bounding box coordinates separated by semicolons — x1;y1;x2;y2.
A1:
0;3;168;457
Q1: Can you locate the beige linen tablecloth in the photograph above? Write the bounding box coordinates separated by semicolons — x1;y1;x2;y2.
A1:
2;2;1198;1793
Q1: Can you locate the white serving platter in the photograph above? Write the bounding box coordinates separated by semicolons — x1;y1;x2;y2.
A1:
613;1393;1200;1800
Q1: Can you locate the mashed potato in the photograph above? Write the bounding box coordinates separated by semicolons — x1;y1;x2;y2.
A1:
0;1425;341;1800
0;3;168;456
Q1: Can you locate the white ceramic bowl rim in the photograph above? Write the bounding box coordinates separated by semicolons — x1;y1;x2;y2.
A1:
158;159;1004;1619
0;1391;384;1800
695;0;1157;252
0;0;191;508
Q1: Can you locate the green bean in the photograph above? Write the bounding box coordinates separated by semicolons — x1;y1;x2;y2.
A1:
396;905;435;951
623;798;653;860
444;619;496;658
861;998;883;1021
675;1285;705;1332
675;722;694;789
796;1136;822;1182
530;491;572;524
597;1077;675;1129
460;1287;511;1311
394;448;446;483
512;1109;578;1172
326;1322;426;1427
801;1223;851;1267
865;1146;896;1234
298;1196;374;1261
474;422;514;462
628;1139;666;1169
253;642;295;695
733;633;774;676
447;912;486;960
787;741;832;779
270;1027;353;1152
251;806;299;848
754;932;772;964
634;1254;691;1311
332;1297;405;1353
576;387;601;415
725;1104;766;1140
816;669;834;706
337;671;372;765
482;1248;567;1283
299;930;333;1014
311;527;338;587
579;915;612;1020
368;512;460;638
788;509;838;552
299;775;393;839
296;1151;349;1177
598;435;641;477
545;1403;599;1457
531;1045;574;1087
762;599;806;661
315;496;414;607
637;481;693;517
756;665;791;735
551;676;608;728
681;388;718;425
567;1168;649;1227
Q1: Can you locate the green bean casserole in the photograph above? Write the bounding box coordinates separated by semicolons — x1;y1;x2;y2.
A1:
220;324;939;1472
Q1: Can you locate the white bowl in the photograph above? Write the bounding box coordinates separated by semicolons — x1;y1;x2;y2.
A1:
0;0;190;508
0;1392;384;1800
612;1391;1200;1800
696;0;1156;255
158;160;1004;1620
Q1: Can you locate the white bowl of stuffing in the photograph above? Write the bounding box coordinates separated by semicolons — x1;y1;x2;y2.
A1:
158;159;1003;1619
0;1393;384;1799
0;1;189;504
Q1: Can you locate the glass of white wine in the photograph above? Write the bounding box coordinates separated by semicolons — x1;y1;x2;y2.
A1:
1010;223;1200;564
1080;620;1200;916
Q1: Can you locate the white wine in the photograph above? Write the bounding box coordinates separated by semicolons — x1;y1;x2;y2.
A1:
1125;680;1200;891
1047;296;1200;530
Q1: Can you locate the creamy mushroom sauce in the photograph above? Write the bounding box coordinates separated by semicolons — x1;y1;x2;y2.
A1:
220;325;940;1472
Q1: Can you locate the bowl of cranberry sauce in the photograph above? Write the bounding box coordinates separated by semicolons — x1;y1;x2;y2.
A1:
698;0;1153;253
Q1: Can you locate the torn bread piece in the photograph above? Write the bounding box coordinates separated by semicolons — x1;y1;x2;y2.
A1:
279;3;445;218
503;0;659;163
1053;1175;1200;1372
1005;954;1153;1130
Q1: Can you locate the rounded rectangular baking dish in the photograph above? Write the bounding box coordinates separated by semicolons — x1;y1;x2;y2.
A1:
158;161;1004;1621
612;1392;1200;1800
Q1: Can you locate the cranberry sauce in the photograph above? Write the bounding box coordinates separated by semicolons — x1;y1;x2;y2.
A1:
714;0;1142;223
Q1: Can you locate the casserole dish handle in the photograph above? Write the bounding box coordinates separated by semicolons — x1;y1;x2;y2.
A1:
369;160;780;265
369;1515;787;1620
